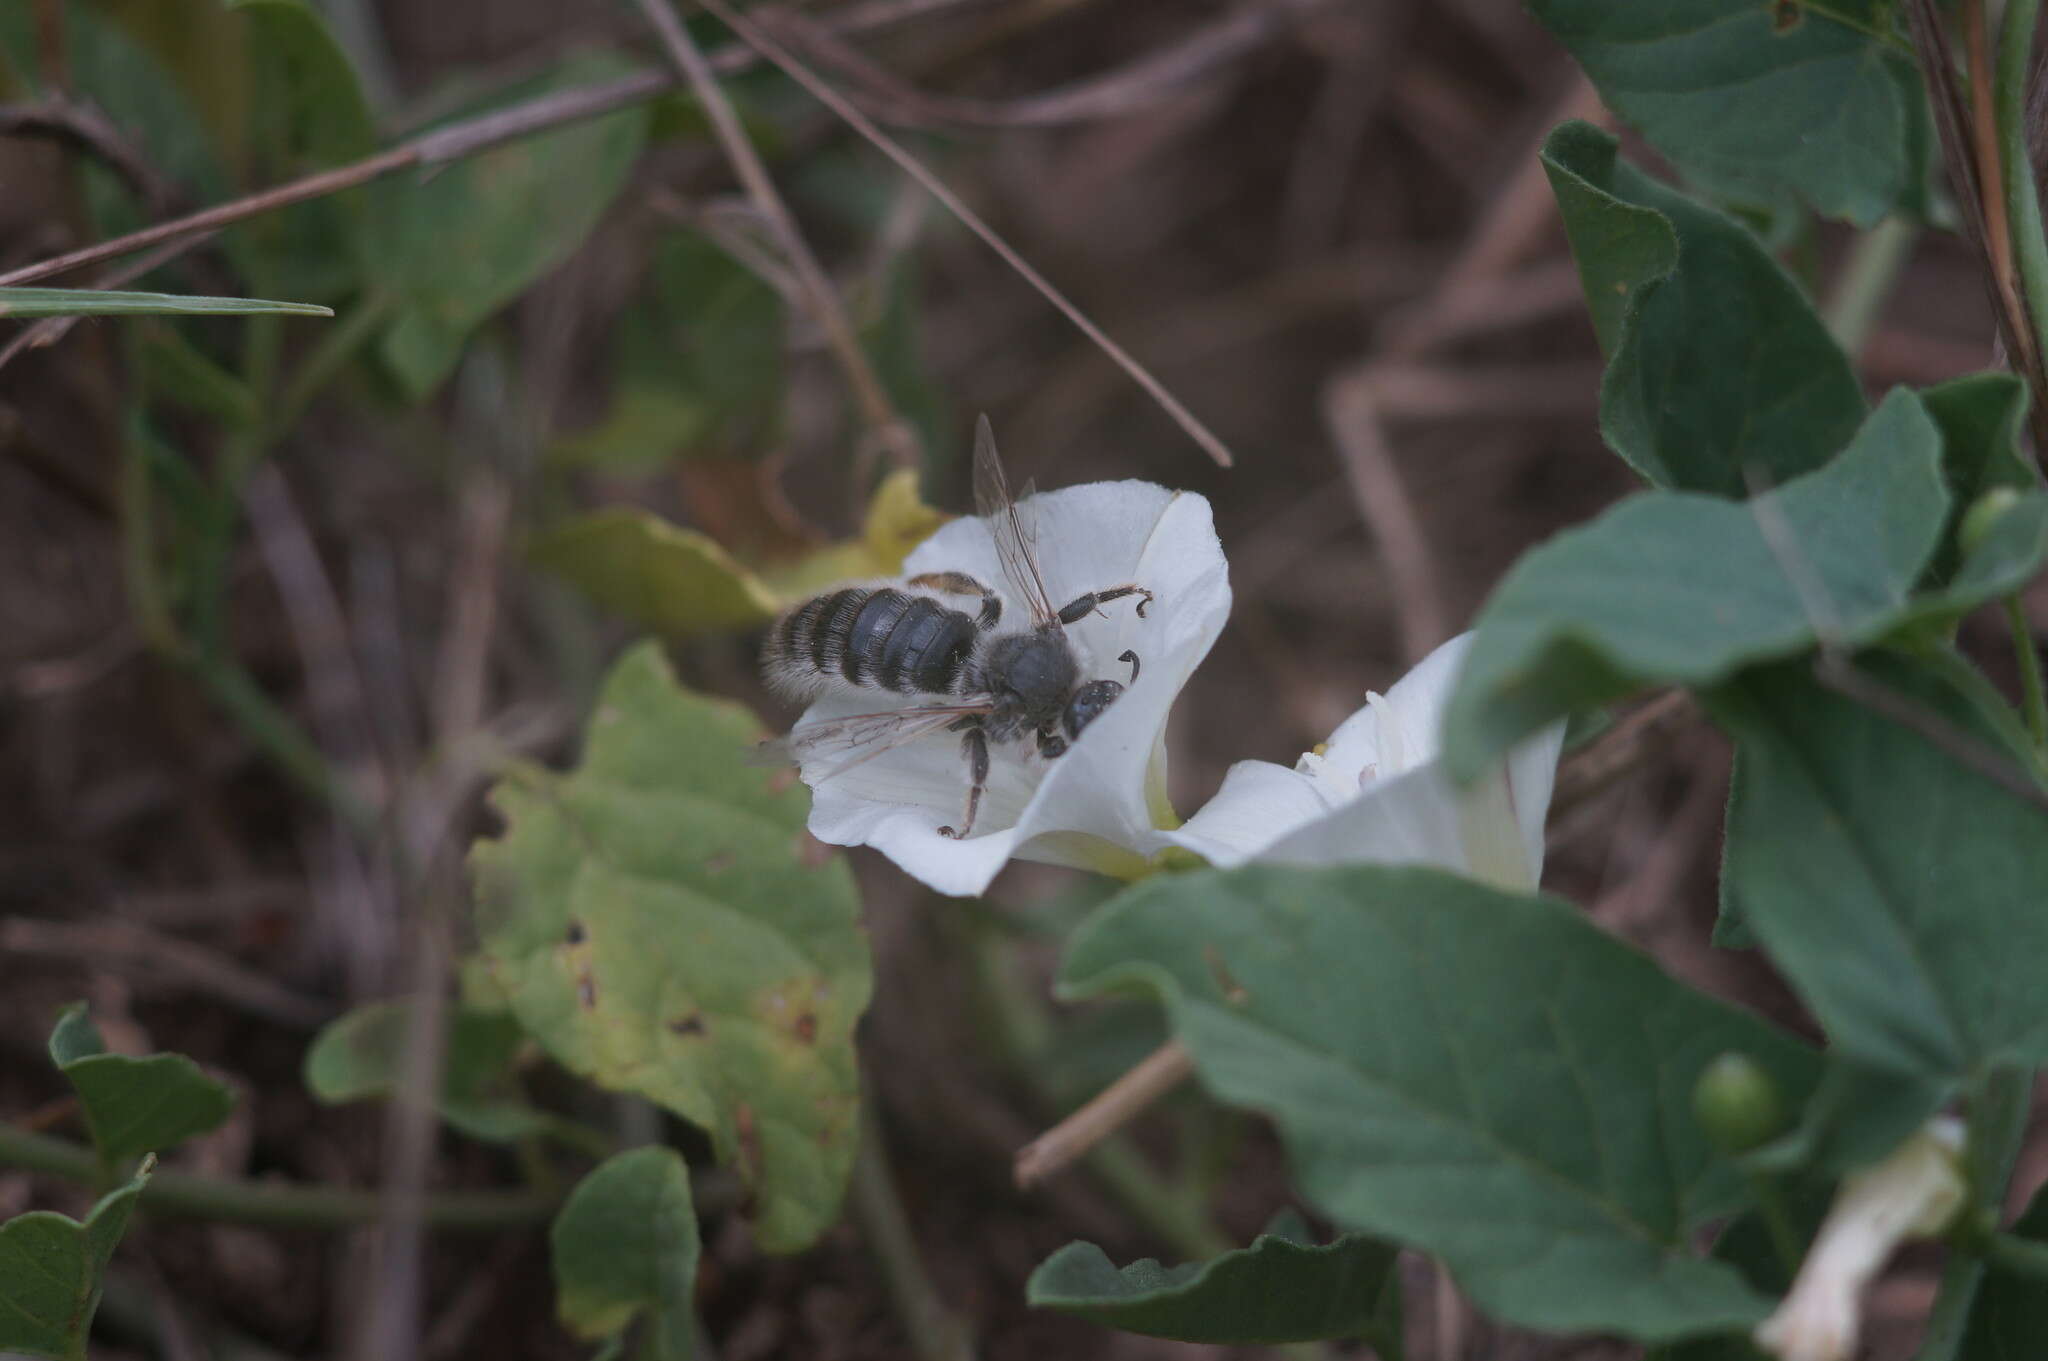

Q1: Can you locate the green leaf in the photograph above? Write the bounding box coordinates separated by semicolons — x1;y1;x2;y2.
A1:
613;231;785;453
137;324;261;429
302;999;577;1146
230;0;375;171
1924;373;2037;521
1710;655;2048;1082
1028;1211;1403;1347
469;643;871;1252
1901;491;2048;629
0;288;332;318
49;1004;236;1167
864;253;951;465
0;5;230;235
552;1148;700;1360
1921;373;2039;585
1646;1183;1832;1361
1541;136;1678;357
529;509;783;637
1542;121;1866;494
1530;2;1927;226
1960;1178;2048;1358
547;387;713;475
1445;387;1946;778
1058;864;1823;1341
225;0;377;298
1744;1056;1948;1179
367;53;650;399
0;1159;152;1361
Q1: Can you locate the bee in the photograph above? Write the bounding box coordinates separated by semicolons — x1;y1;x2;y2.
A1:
762;417;1154;839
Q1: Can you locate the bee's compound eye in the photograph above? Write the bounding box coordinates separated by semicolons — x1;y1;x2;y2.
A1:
1062;679;1125;740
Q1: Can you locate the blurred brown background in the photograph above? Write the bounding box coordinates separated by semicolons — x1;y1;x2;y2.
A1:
0;1;2022;1357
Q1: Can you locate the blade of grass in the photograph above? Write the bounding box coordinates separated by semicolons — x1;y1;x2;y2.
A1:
0;286;331;317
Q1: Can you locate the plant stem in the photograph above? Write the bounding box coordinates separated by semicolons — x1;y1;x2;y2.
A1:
1988;1230;2048;1277
1822;217;1917;356
630;0;916;470
0;1123;556;1230
1746;1171;1806;1280
185;648;379;836
966;924;1231;1261
1014;1041;1194;1187
267;291;393;439
2005;594;2048;748
693;0;1237;468
1997;0;2048;386
848;1101;976;1361
1916;1063;2033;1360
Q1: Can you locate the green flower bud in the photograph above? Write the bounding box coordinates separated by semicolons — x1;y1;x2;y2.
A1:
1959;486;2025;559
1692;1052;1786;1155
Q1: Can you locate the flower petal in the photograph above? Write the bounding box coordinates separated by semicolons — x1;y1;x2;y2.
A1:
1321;632;1475;782
1505;719;1566;880
1254;760;1475;869
1754;1118;1965;1361
797;480;1230;896
1164;760;1333;867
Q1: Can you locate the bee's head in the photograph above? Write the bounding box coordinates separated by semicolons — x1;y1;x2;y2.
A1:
1061;678;1124;741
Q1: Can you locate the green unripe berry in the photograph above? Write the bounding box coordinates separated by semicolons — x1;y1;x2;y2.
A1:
1692;1052;1787;1155
1959;486;2025;559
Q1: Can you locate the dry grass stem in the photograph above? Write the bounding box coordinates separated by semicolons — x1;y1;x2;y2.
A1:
633;0;917;469
694;0;1238;467
1013;1039;1194;1189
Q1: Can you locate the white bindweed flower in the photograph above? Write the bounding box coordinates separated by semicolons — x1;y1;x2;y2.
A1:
1163;632;1563;890
793;480;1230;898
1754;1117;1967;1361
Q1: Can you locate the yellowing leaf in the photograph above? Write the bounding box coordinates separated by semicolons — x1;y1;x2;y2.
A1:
863;468;948;572
529;509;783;636
468;644;872;1252
535;472;946;638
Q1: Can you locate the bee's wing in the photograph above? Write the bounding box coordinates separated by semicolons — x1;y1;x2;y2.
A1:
973;415;1060;629
755;702;993;782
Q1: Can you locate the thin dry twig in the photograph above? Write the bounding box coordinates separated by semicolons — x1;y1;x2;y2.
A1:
1963;0;2040;382
1382;77;1604;356
1323;370;1452;663
632;0;917;470
694;0;1238;468
0;100;180;213
754;0;1328;129
0;0;979;289
1549;689;1699;821
1362;357;1603;422
1904;0;2048;452
1591;739;1730;928
0;917;332;1028
0;231;221;374
1014;1040;1194;1189
1318;76;1602;664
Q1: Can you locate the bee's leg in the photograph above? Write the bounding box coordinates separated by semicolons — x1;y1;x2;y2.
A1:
1117;649;1141;684
908;571;1002;628
1056;584;1154;624
937;723;991;839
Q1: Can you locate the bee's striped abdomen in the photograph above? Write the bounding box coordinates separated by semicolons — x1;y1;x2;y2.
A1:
870;595;976;693
765;586;977;700
766;587;870;699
